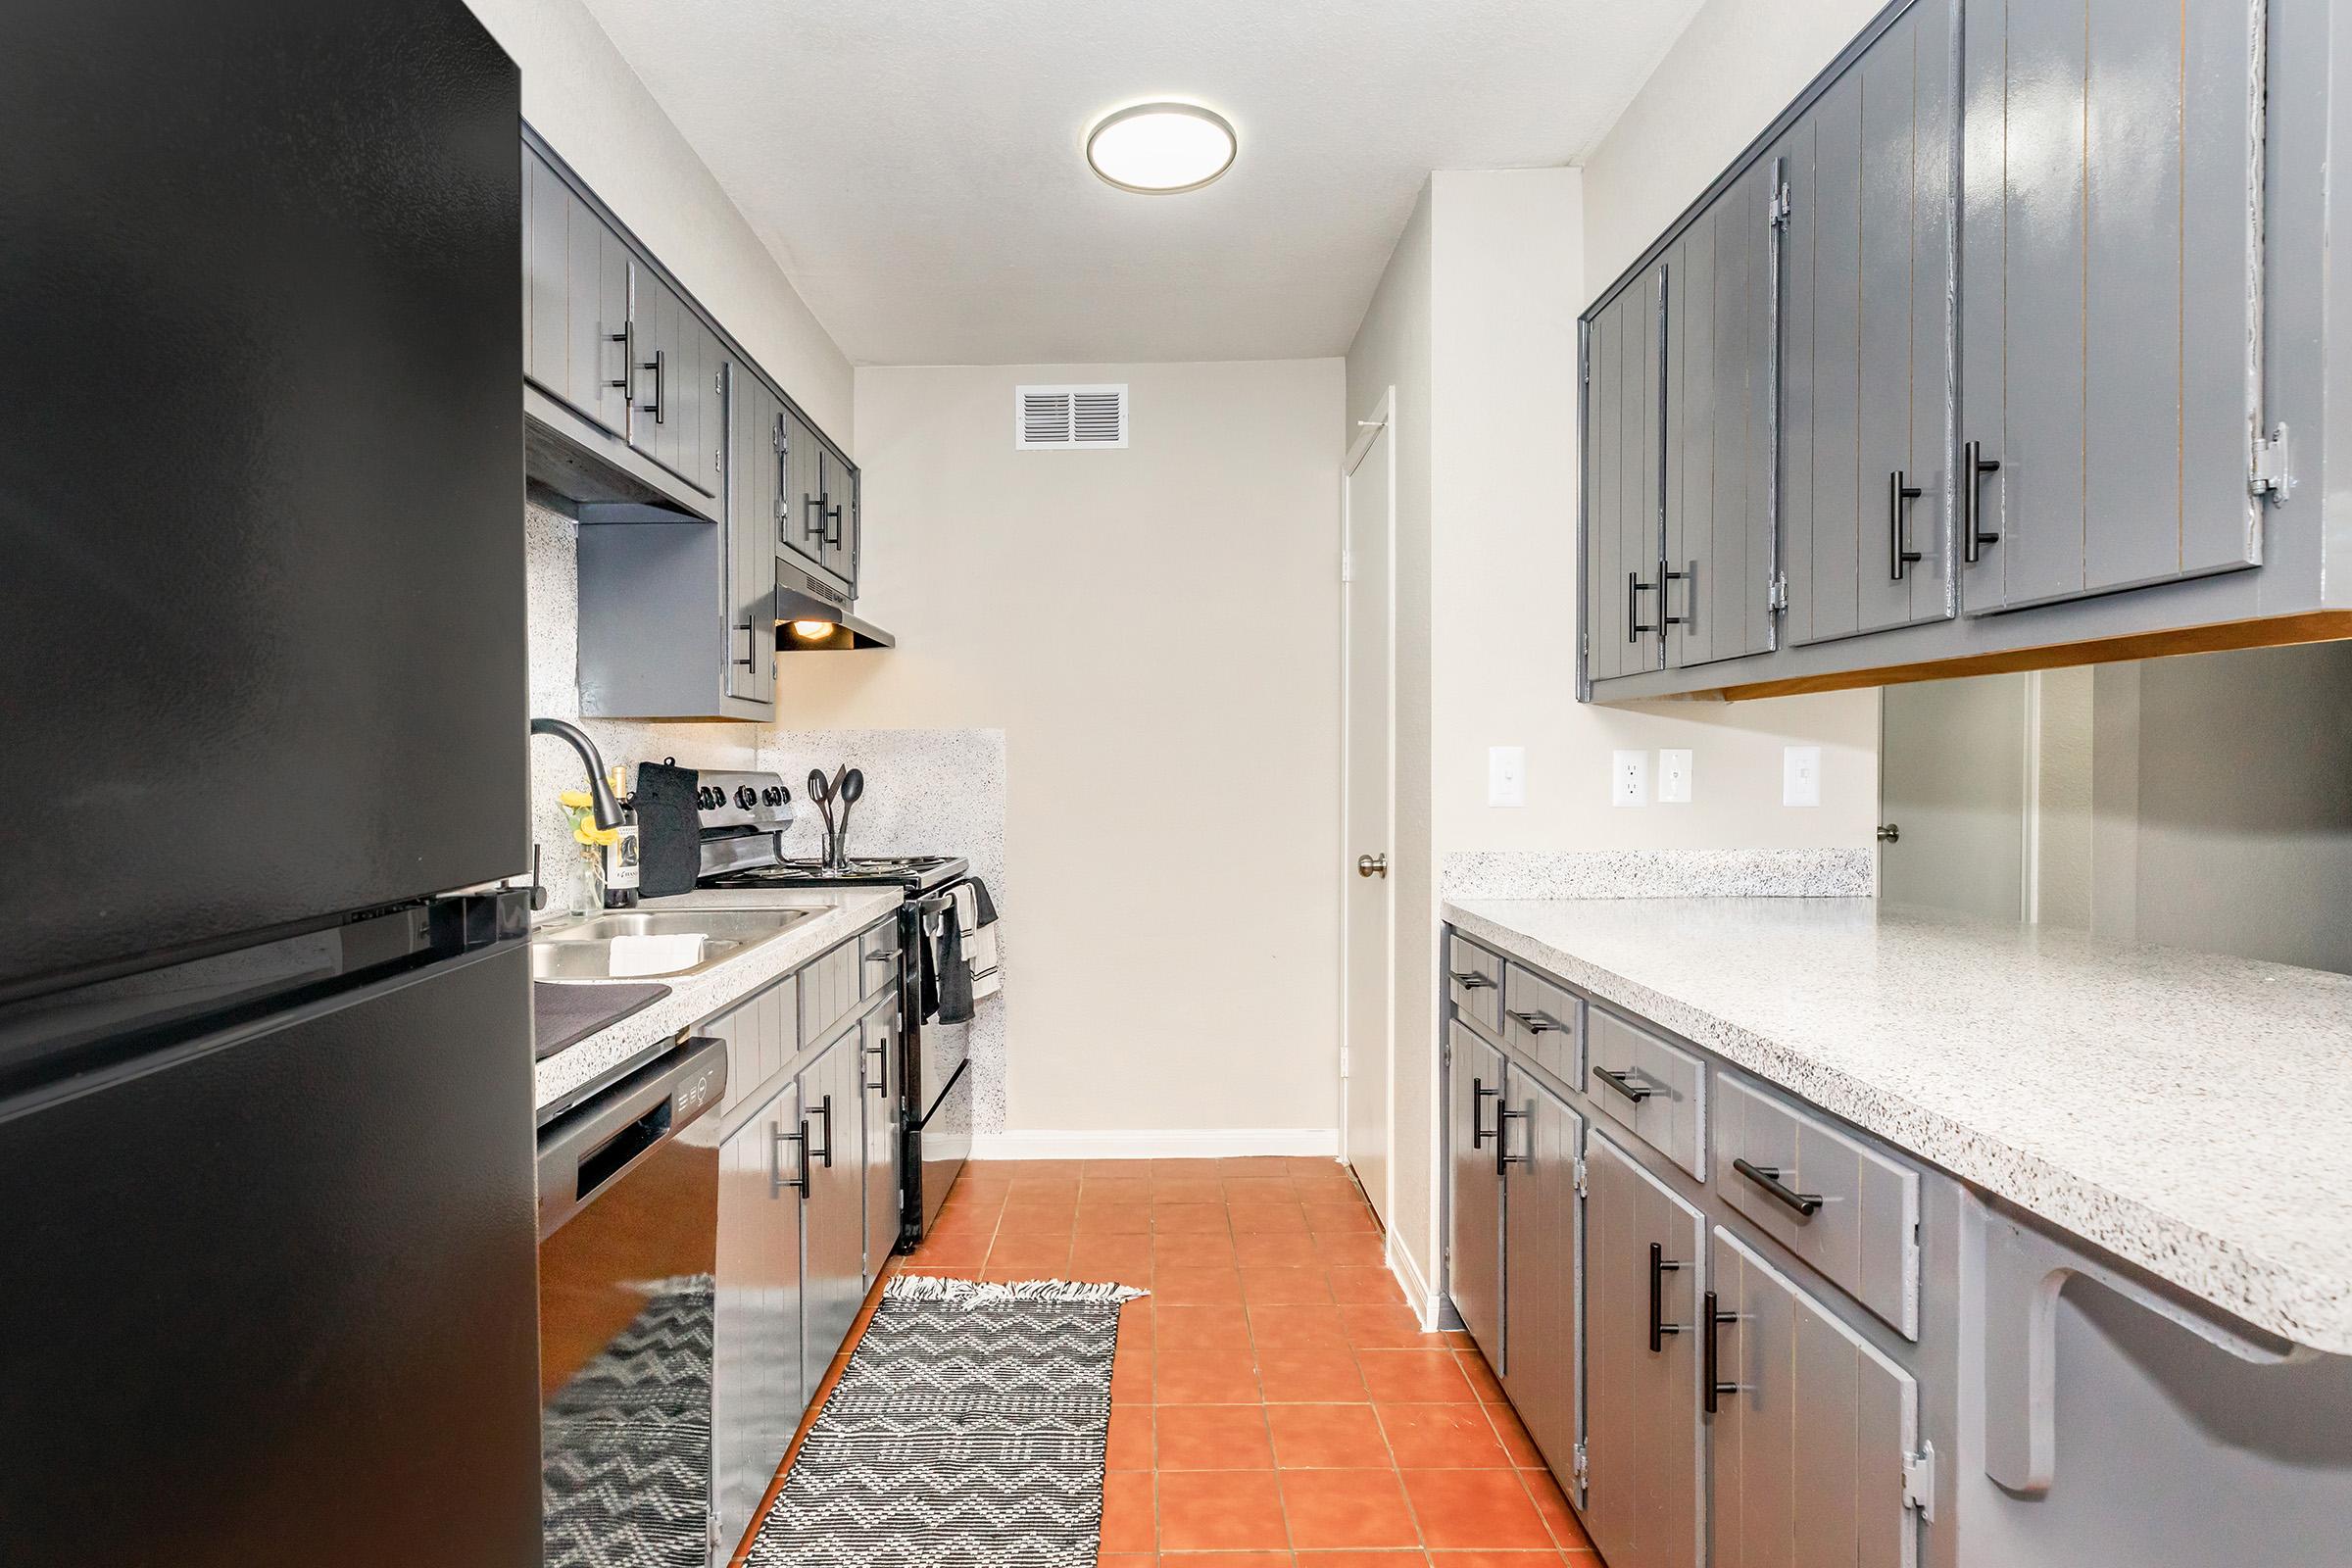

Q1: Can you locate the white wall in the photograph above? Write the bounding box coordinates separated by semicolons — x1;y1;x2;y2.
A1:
774;360;1348;1141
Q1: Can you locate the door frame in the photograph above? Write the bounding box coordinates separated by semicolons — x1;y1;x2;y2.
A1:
1338;386;1397;1233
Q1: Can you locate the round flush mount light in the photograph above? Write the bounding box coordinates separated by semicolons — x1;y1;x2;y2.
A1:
1085;102;1237;194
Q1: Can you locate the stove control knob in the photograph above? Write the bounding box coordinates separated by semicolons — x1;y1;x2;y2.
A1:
735;785;757;809
761;786;784;807
695;787;716;809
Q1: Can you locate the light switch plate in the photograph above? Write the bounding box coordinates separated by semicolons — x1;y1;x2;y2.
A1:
1783;746;1822;808
1657;749;1693;804
1611;750;1649;808
1488;745;1526;808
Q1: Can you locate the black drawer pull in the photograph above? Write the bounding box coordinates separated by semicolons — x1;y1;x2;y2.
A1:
1592;1065;1653;1103
1702;1290;1740;1413
1648;1241;1682;1351
810;1093;836;1168
1447;970;1494;991
1734;1156;1823;1217
1887;469;1925;580
1505;1008;1562;1035
771;1123;808;1197
862;1038;889;1096
1470;1077;1500;1148
1496;1106;1529;1176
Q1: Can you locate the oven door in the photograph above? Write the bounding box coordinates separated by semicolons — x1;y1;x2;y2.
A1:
536;1037;728;1568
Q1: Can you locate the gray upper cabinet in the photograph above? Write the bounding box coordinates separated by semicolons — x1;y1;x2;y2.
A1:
1447;1021;1506;1367
1502;1068;1584;1497
522;143;631;443
775;410;860;597
1957;0;2266;612
1663;160;1779;670
1585;267;1667;685
1584;1130;1707;1568
1709;1226;1924;1568
1781;0;1955;646
725;365;776;706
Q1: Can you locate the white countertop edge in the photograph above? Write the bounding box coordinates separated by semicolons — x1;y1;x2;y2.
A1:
1442;897;2351;1356
532;887;906;1116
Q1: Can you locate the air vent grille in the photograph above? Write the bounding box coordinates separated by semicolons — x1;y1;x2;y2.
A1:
1016;384;1128;450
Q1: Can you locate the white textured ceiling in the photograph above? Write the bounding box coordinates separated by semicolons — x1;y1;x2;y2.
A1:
579;0;1704;365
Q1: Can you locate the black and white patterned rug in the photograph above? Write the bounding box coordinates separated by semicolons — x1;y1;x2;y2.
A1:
748;1275;1147;1568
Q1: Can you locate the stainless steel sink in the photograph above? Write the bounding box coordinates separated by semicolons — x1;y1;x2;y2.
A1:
529;906;815;981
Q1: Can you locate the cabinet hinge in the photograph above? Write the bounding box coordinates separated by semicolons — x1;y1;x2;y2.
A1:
2251;423;2293;500
1902;1442;1936;1522
1571;1441;1590;1495
1341;549;1355;584
1769;180;1792;231
1769;570;1789;615
1573;1154;1589;1199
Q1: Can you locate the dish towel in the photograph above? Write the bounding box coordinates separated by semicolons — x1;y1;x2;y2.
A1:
957;879;1003;1004
631;760;702;898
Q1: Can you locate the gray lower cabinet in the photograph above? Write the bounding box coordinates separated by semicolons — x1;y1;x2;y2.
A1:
858;996;903;1284
798;1025;867;1380
1500;1068;1583;1494
1957;0;2266;612
1446;1022;1506;1366
1779;0;1954;646
1584;1129;1707;1568
1709;1226;1924;1568
711;1071;804;1556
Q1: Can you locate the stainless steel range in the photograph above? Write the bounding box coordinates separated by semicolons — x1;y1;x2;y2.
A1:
686;781;974;1247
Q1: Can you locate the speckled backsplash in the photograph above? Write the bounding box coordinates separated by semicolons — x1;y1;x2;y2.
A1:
1442;848;1875;901
525;498;1010;1132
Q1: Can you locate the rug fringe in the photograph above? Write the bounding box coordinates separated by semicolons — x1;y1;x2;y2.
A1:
883;1275;1149;1307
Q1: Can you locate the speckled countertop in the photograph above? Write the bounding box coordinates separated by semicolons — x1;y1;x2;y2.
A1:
533;887;903;1118
1445;896;2352;1354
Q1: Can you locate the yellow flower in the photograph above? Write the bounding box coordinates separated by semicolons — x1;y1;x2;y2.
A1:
559;789;592;809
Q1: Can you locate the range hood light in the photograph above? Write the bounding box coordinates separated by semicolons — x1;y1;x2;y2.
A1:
789;618;837;640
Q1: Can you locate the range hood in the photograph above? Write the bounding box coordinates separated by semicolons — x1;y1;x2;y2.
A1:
774;558;895;651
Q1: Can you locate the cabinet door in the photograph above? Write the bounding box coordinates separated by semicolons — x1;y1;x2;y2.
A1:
798;1031;866;1383
1663;161;1777;670
859;1000;903;1282
521;147;568;402
1784;1;1956;645
1585;267;1667;685
1959;0;2265;612
1709;1227;1921;1568
829;461;861;593
815;445;854;584
724;366;774;705
1585;1131;1707;1568
779;410;827;572
1446;1024;1505;1366
1501;1068;1583;1495
627;270;682;477
713;1076;805;1552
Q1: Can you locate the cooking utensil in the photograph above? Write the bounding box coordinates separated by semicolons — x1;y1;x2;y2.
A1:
807;768;836;841
835;768;864;850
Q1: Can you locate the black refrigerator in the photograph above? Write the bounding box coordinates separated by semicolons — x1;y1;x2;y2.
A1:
0;3;542;1564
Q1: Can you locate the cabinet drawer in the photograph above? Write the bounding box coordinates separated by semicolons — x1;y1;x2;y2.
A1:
858;921;902;1000
1446;932;1503;1035
1713;1071;1919;1339
1585;1005;1707;1180
799;939;861;1046
1502;962;1582;1085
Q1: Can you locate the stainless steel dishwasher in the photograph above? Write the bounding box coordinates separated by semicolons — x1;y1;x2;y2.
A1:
536;1036;729;1568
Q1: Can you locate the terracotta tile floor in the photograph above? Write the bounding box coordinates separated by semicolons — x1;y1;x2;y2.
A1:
882;1155;1602;1565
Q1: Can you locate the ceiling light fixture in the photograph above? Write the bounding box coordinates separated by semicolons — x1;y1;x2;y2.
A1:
1085;102;1237;194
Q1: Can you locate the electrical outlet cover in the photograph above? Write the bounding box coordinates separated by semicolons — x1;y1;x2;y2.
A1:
1489;745;1526;808
1783;746;1822;808
1611;750;1648;808
1658;749;1693;804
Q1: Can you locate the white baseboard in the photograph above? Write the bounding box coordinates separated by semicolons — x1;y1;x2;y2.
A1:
1388;1232;1444;1331
968;1127;1342;1161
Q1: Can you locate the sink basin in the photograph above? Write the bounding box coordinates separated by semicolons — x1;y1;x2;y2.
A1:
530;906;815;981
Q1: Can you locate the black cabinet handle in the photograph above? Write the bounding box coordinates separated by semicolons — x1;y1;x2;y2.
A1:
1627;571;1658;638
1447;970;1494;991
607;318;635;398
640;346;666;424
1962;441;2003;564
824;500;845;548
1648;1241;1683;1351
1496;1106;1529;1176
735;617;758;669
863;1037;889;1096
810;1093;836;1167
1505;1008;1561;1035
1592;1065;1653;1103
1887;469;1925;580
804;492;825;542
1703;1289;1740;1413
1662;560;1693;627
1734;1156;1822;1216
771;1122;808;1197
1470;1077;1500;1148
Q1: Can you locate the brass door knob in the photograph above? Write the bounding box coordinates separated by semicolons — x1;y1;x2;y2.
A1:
1356;854;1389;878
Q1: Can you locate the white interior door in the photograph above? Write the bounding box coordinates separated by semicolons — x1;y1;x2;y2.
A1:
1341;392;1396;1223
